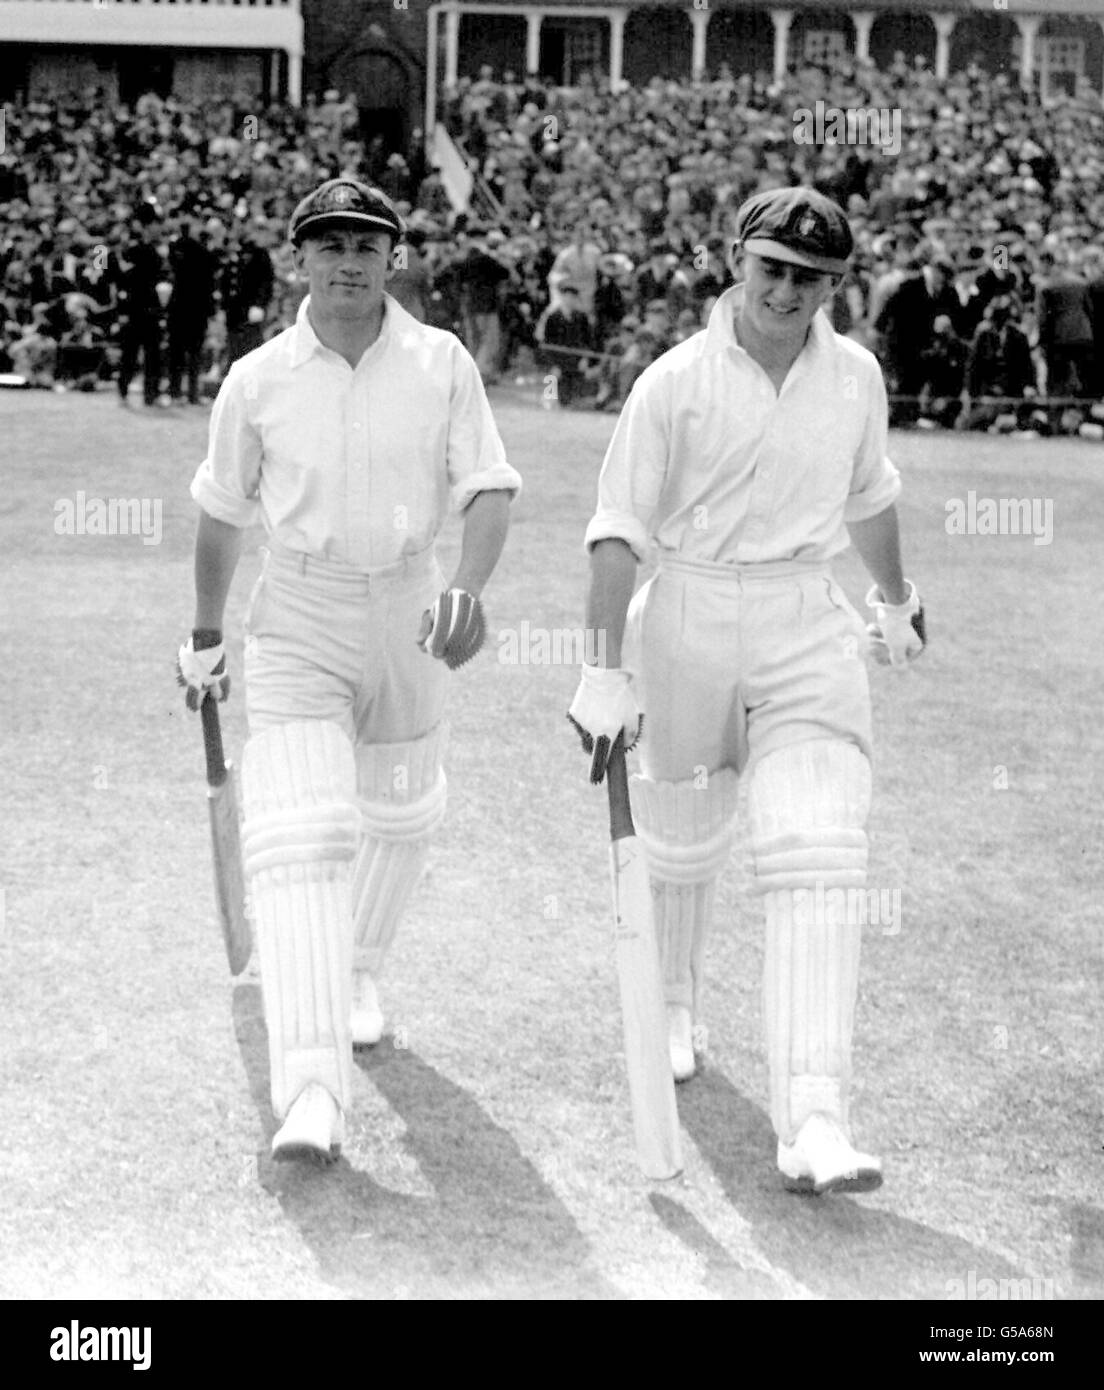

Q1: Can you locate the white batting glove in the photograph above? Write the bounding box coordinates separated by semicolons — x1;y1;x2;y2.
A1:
567;664;642;784
865;581;926;668
177;634;230;710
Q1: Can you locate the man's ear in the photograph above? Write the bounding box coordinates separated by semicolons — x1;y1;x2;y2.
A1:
290;242;306;276
728;241;743;280
821;272;844;305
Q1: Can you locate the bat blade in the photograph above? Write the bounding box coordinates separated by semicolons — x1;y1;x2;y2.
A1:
201;698;252;976
607;743;683;1180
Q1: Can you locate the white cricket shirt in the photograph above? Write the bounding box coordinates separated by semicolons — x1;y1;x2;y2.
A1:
191;294;521;568
585;284;900;564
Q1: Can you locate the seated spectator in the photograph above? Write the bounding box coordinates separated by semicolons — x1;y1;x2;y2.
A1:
9;305;58;386
57;298;106;390
917;314;967;429
959;295;1037;432
617;324;663;403
540;282;594;407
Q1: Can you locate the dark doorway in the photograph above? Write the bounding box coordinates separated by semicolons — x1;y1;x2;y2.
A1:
118;50;173;104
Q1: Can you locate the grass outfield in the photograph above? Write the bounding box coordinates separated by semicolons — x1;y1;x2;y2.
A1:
0;385;1101;1301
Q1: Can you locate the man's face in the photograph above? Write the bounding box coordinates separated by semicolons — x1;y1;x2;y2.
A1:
738;252;839;345
293;227;395;320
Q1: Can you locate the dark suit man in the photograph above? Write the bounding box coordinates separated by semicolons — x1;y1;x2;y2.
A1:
117;205;168;407
168;213;217;404
873;257;963;425
1035;254;1094;412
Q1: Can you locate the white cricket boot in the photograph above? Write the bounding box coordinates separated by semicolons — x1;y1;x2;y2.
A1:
350;971;384;1048
777;1113;882;1196
272;1083;344;1164
668;1004;696;1082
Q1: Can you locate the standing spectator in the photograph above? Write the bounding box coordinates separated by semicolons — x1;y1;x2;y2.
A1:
1035;250;1094;421
594;252;633;346
873;256;962;426
454;227;512;382
388;227;433;324
220;225;275;366
1085;247;1104;400
116;203;168;407
168;209;217;404
541;283;593;406
633;239;675;310
548;223;603;319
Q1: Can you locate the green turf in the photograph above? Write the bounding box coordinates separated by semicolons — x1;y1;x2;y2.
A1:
0;386;1100;1300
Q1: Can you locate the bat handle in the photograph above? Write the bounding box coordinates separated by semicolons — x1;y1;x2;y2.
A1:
606;734;636;842
200;694;228;787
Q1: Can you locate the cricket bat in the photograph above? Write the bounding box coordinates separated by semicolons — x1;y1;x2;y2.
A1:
606;738;683;1180
200;696;251;976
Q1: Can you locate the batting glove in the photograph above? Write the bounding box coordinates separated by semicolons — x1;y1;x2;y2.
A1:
567;664;642;784
417;588;486;670
176;630;231;710
865;581;926;668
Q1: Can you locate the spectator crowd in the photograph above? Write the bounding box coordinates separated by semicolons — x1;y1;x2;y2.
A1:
3;52;1104;433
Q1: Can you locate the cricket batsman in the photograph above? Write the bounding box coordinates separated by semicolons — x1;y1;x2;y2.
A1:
569;187;926;1194
177;180;521;1161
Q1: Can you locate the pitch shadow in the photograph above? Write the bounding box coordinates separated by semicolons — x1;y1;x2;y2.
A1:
679;1067;1033;1299
232;984;618;1300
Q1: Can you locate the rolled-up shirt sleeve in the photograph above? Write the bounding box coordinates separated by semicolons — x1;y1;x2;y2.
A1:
446;343;522;512
844;359;901;522
189;365;265;528
584;371;670;560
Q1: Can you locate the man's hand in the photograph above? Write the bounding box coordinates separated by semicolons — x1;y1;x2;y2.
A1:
177;630;230;710
417;588;486;670
567;664;642;784
865;582;926;668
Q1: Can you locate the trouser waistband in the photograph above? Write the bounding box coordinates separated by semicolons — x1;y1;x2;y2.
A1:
264;540;438;590
656;552;828;581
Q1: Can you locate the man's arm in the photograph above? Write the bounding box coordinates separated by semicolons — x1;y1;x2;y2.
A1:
846;504;908;605
584;537;637;667
449;489;510;597
193;510;244;630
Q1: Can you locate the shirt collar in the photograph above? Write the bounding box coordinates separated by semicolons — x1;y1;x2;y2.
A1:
290;293;394;369
703;281;834;363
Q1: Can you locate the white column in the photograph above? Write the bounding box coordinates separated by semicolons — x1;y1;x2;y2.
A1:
690;7;711;81
933;12;955;80
426;4;440;138
526;11;543;76
609;9;627;90
288;49;301;106
1015;14;1040;91
771;9;794;82
851;11;873;63
444;5;460;89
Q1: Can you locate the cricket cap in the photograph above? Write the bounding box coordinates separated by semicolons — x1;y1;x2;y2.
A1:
288;178;405;246
734;186;853;275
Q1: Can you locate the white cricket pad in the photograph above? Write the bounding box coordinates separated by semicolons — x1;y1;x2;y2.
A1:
748;739;872;1142
352;724;449;977
241;720;361;1118
630;768;739;1015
